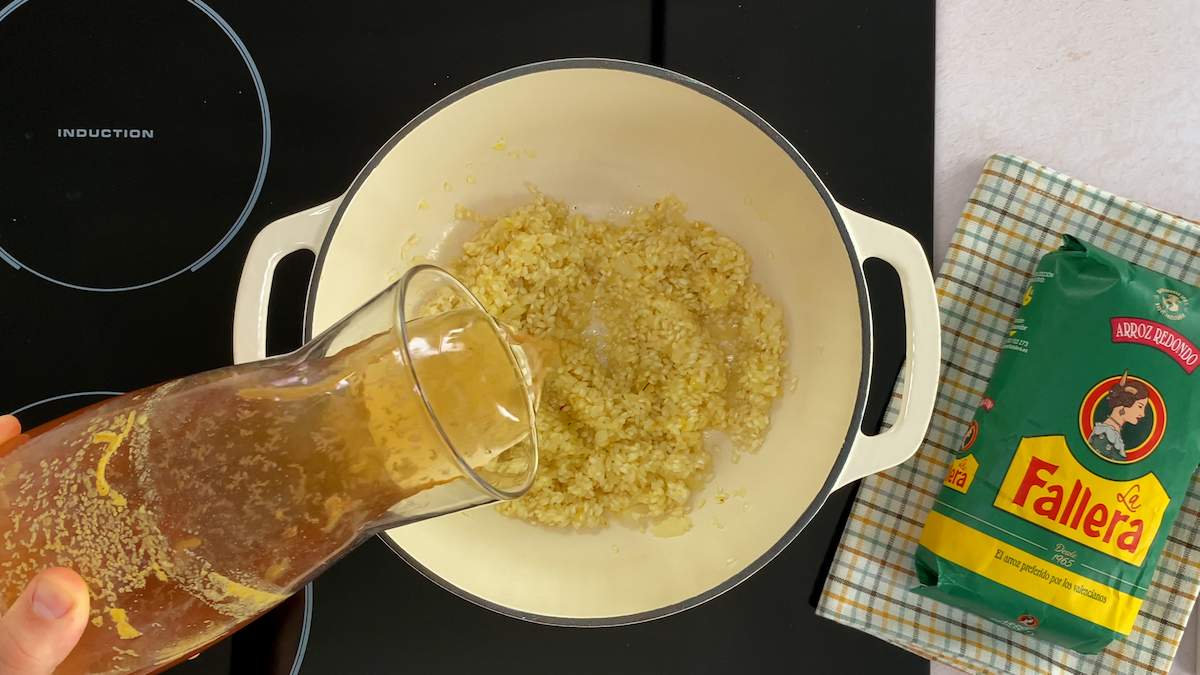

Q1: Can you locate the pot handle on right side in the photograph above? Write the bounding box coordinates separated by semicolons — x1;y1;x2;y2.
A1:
834;207;941;490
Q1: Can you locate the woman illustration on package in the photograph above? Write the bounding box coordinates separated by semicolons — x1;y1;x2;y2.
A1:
1088;371;1150;460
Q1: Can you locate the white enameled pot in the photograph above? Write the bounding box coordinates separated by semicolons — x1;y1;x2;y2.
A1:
233;59;940;626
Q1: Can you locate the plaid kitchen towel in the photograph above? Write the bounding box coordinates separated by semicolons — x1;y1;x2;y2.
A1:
816;154;1200;674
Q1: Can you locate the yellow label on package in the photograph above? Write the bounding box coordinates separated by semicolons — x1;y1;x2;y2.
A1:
994;436;1167;567
920;511;1142;634
943;453;978;494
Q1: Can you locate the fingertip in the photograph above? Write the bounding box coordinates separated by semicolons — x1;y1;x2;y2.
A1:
0;415;19;443
0;568;92;673
34;568;90;619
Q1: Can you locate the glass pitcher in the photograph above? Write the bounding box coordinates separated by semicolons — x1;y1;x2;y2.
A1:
0;265;544;674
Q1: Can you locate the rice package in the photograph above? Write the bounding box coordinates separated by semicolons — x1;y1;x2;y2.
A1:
913;236;1200;653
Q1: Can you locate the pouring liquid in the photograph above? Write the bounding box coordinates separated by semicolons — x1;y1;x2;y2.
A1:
0;307;543;674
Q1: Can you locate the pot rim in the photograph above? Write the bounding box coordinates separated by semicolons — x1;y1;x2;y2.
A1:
302;57;872;627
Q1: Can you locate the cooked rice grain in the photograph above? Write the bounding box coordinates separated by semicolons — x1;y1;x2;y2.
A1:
446;194;786;528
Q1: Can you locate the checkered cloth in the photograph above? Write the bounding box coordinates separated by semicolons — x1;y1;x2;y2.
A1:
816;154;1200;674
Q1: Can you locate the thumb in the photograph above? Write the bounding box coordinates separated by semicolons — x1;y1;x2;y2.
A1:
0;568;91;675
0;415;19;443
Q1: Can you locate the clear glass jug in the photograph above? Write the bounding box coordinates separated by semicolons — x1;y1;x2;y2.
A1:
0;265;543;674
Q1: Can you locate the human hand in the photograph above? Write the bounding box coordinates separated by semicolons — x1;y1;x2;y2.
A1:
0;415;91;674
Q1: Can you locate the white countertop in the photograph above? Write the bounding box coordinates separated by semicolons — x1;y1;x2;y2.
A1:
930;1;1200;673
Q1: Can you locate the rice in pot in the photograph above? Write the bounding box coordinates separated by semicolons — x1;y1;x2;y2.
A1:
442;194;786;529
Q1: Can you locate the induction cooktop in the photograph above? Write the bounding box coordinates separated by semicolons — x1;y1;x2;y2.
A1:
0;1;933;673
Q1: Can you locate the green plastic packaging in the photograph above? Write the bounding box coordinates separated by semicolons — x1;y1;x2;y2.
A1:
914;236;1200;653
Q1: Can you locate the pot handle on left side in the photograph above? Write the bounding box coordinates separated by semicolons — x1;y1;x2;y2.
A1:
834;207;941;490
232;197;342;364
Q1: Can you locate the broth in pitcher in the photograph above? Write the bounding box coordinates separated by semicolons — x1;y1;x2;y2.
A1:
0;305;544;674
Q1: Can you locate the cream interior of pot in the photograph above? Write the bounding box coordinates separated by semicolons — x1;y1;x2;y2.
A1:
307;65;866;621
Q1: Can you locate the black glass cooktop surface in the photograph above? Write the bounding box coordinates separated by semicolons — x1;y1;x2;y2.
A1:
0;1;933;672
1;0;266;292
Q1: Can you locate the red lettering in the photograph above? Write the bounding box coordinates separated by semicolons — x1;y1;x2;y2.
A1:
1117;520;1144;553
1014;457;1056;507
1008;448;1152;558
1060;481;1081;525
1070;488;1091;529
1033;485;1064;518
1104;510;1129;543
1111;316;1200;373
1083;503;1109;538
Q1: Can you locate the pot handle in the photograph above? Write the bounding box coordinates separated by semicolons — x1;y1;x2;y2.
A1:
232;197;343;364
834;207;941;490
